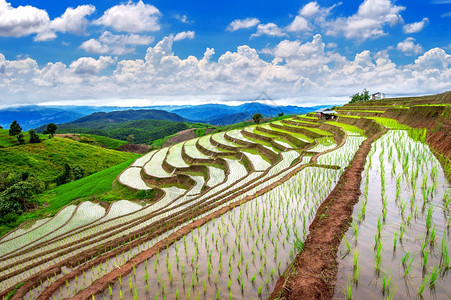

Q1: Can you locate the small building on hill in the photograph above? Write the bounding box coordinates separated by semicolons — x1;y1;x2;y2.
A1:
371;92;385;100
315;108;338;120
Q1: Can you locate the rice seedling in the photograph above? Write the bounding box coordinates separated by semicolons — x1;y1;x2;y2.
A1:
353;250;359;284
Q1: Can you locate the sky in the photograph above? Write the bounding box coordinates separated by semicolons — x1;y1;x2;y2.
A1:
0;0;450;108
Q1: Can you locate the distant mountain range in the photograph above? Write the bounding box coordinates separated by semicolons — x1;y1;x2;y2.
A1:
0;102;331;130
170;102;329;125
0;106;84;130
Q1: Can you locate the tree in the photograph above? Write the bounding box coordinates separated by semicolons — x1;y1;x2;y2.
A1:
43;123;58;137
349;89;370;104
8;121;21;136
253;113;263;124
71;165;85;180
278;112;284;117
28;130;41;143
127;134;135;143
17;133;25;144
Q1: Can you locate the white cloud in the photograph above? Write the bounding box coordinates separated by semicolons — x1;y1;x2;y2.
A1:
251;23;287;38
0;0;49;37
403;17;428;33
286;16;310;32
414;47;451;70
173;31;195;41
80;31;154;55
94;0;160;32
175;14;191;24
325;0;405;40
1;35;450;106
35;5;96;41
441;12;451;17
227;18;260;31
50;5;95;34
397;37;424;55
300;2;320;17
69;56;116;75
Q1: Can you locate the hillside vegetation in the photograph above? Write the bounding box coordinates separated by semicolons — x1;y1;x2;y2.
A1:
38;119;189;144
0;131;138;183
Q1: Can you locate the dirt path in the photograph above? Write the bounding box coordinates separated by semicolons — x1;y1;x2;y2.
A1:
269;127;388;300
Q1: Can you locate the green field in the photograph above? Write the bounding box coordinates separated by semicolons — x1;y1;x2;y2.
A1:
0;134;138;183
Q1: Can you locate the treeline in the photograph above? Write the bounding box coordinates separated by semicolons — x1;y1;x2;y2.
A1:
44;119;188;144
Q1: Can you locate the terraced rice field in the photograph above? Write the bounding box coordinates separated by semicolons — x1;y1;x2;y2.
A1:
0;113;449;300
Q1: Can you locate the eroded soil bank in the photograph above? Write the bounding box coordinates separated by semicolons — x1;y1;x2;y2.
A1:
269;127;388;299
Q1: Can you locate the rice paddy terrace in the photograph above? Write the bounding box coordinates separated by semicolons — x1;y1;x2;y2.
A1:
0;93;450;300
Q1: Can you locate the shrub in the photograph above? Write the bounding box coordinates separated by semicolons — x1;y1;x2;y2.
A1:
29;130;41;143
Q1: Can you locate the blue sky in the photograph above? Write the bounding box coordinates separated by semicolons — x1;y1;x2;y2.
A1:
0;0;450;108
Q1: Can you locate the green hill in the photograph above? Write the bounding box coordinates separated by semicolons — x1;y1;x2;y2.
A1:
37;119;189;144
0;130;138;183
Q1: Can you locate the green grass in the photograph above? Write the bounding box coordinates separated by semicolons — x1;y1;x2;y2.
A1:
194;128;206;137
298;114;318;120
77;134;128;150
337;109;385;114
366;117;410;129
337;114;361;119
316;137;336;146
0;157;149;237
209;121;255;134
300;126;333;136
0;129;48;148
0;136;138;183
288;119;318;125
149;133;178;149
413;104;451;107
326;121;365;135
260;124;314;143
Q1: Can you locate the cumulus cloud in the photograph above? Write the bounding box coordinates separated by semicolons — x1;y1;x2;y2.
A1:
0;0;49;37
325;0;405;40
93;0;161;32
300;2;320;17
69;56;116;75
35;5;96;41
173;31;195;41
403;17;428;33
286;16;310;32
1;35;450;106
397;37;424;55
80;31;154;55
251;23;287;38
227;18;260;31
0;1;96;41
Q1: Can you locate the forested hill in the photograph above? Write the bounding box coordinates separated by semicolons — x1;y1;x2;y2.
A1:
69;109;188;123
34;109;191;144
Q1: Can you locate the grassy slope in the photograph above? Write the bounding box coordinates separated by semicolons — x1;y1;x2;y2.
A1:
0;158;149;237
50;119;189;144
0;129;48;147
76;134;128;150
0;133;138;183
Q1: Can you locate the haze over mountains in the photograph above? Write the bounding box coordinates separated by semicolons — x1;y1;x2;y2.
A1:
0;102;329;130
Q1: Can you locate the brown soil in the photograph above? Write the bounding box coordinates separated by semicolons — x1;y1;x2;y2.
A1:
163;128;198;147
118;143;151;154
269;127;388;300
55;133;81;141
